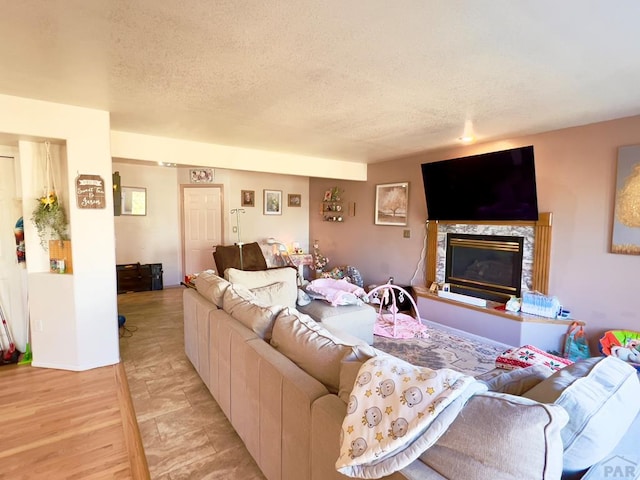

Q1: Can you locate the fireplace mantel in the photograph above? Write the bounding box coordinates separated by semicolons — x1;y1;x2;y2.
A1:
425;212;553;294
414;286;583;351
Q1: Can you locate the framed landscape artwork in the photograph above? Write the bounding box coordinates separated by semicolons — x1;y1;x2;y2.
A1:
611;145;640;255
375;182;409;226
264;189;282;215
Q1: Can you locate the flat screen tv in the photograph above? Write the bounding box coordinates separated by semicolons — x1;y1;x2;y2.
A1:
421;145;539;221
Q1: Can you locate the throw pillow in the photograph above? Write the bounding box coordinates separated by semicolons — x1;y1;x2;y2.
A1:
523;356;640;474
222;283;284;341
419;391;568;480
483;364;554;396
249;281;290;307
194;270;230;308
226;267;297;308
495;344;573;372
270;308;375;393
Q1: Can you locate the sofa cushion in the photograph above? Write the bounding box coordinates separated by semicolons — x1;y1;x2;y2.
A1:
523;356;640;474
297;301;377;345
194;270;230;308
249;281;291;307
419;391;569;480
270;308;375;393
226;267;297;308
222;283;284;341
483;364;553;395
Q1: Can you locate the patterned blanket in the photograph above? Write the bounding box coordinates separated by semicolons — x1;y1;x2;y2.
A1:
335;354;487;478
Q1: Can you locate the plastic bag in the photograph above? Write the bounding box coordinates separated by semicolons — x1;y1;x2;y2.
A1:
563;322;591;361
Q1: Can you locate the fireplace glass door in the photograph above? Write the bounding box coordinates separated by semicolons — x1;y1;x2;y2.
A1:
445;233;524;303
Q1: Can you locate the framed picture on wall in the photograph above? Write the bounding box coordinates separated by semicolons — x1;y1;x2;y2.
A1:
263;189;282;215
288;193;301;207
241;190;255;207
189;168;214;183
611;145;640;255
375;182;409;226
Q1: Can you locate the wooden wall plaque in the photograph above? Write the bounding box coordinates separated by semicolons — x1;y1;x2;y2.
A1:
76;174;106;209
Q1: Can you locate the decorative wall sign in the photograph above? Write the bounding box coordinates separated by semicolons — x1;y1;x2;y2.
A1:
612;145;640;255
375;182;409;226
190;168;214;183
76;174;106;209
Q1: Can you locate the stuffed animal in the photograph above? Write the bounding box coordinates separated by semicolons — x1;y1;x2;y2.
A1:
611;341;640;364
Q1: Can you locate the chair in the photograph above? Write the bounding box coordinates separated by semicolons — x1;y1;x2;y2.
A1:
213;242;268;274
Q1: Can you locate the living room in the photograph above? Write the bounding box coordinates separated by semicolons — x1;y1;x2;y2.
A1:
2;3;640;479
1;3;639;371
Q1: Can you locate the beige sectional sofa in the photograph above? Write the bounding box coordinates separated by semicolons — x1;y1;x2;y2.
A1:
183;269;640;480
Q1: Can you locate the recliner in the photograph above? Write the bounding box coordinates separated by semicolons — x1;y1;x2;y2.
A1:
213;242;269;274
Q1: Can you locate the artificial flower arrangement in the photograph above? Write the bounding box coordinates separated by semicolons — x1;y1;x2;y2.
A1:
32;192;68;248
313;241;329;271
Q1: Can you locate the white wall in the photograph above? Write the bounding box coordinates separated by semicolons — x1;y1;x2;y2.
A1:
111;130;367;180
0;94;118;371
223;169;310;251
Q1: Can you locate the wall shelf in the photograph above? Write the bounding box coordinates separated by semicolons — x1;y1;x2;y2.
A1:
321;201;345;222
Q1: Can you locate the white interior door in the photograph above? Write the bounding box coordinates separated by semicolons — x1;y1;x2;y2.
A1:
182;186;223;276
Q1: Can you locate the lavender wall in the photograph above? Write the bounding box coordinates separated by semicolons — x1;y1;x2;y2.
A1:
310;115;640;348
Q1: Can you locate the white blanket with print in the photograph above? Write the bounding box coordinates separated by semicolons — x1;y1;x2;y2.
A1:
335;355;487;479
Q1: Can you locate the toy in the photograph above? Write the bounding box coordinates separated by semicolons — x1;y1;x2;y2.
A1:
600;330;640;371
611;340;640;364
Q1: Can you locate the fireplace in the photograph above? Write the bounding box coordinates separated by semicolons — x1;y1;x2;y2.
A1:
445;233;524;303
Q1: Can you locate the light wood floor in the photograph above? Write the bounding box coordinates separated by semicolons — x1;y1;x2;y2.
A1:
118;287;265;480
0;358;148;479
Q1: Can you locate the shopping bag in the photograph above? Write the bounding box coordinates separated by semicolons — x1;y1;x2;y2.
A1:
563;322;591;361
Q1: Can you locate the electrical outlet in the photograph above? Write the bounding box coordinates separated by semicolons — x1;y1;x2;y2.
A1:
403;229;411;238
232;226;238;233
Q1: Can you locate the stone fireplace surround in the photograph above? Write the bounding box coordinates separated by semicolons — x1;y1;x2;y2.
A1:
415;213;580;351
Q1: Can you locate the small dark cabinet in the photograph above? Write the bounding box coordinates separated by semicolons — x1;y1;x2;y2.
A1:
116;263;163;294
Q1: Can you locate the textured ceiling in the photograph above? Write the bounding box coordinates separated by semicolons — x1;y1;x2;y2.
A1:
1;1;640;163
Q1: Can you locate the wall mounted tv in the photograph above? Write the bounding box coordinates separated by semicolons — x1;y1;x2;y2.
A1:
420;145;539;221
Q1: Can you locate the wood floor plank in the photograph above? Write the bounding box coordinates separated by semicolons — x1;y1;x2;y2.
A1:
0;361;149;479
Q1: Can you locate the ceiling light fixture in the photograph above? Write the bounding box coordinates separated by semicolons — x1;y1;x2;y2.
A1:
458;120;475;144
